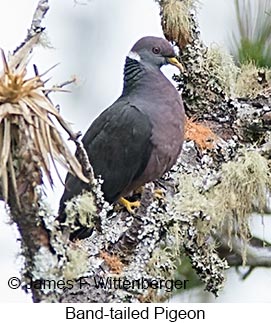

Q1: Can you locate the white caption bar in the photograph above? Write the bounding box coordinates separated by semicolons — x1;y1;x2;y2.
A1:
1;303;269;323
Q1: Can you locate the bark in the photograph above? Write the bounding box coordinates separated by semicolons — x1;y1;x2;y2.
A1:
1;0;271;303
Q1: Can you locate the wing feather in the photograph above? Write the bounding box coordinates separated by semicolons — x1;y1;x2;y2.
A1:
58;98;153;218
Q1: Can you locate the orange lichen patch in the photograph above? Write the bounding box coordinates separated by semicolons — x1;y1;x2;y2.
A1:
100;251;124;274
138;289;167;303
185;118;218;150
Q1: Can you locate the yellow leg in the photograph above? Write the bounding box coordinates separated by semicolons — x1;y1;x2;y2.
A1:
154;189;165;200
118;197;140;214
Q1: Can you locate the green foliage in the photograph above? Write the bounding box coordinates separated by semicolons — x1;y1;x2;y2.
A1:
230;0;271;67
237;38;271;67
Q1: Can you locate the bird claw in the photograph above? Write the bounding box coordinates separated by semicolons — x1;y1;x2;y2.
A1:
154;189;165;200
118;197;140;214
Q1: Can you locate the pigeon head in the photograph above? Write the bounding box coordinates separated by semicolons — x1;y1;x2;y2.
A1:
128;36;183;71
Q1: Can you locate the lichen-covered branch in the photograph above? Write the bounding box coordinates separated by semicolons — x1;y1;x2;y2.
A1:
13;0;49;55
217;235;271;268
58;0;271;302
156;0;271;273
2;0;271;303
0;0;89;302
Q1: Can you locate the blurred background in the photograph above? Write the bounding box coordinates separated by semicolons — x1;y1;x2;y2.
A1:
0;0;271;302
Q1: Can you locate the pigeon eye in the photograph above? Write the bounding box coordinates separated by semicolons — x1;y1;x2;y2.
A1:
152;47;160;54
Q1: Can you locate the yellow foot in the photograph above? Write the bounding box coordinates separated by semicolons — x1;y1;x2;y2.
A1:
154;189;165;200
118;197;140;214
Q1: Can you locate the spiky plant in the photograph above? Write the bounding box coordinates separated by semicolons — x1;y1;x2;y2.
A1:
230;0;271;67
0;46;88;208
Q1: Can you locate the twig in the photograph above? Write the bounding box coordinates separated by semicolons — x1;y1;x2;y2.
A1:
217;234;271;267
43;75;77;95
29;0;49;36
13;0;49;55
74;140;95;182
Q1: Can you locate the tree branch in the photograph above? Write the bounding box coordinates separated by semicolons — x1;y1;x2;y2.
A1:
2;0;271;303
217;235;271;267
13;0;49;55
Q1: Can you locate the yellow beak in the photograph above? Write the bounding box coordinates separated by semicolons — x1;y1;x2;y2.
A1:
167;57;184;72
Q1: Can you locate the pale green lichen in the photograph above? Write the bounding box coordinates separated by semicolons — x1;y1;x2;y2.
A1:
63;245;89;280
211;150;270;257
31;246;64;297
30;244;88;298
155;0;199;49
235;62;271;98
214;150;269;217
64;191;97;232
147;245;178;281
205;45;239;98
191;44;271;100
173;150;270;264
182;36;271;106
29;191;90;294
169;187;227;295
174;173;215;217
173;173;216;240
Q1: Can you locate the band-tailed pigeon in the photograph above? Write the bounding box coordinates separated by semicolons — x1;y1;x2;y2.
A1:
58;36;185;238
